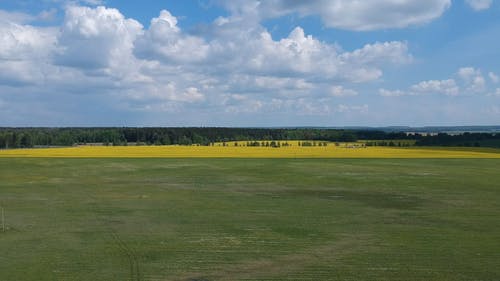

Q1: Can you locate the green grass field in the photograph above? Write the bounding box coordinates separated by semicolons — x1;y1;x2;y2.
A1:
1;158;499;280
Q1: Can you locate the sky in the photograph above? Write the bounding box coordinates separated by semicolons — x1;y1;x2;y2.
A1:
0;0;499;127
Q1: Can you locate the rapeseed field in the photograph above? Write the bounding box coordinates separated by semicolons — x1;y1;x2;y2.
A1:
1;143;499;158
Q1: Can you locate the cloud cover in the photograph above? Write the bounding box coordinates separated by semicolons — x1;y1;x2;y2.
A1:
217;0;452;31
0;4;414;123
379;67;497;97
465;0;493;10
0;1;498;126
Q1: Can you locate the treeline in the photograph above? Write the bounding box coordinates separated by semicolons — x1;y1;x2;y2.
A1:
0;127;499;149
415;133;500;148
0;128;410;148
244;141;329;147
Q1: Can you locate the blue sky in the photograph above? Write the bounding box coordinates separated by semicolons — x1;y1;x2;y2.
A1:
0;0;499;127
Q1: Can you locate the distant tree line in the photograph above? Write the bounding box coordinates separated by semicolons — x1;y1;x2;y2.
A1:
0;127;499;149
414;132;500;148
365;141;413;147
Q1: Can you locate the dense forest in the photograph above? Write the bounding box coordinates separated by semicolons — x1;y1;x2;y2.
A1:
0;127;499;149
414;132;500;148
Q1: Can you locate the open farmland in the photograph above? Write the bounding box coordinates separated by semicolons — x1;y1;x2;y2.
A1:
1;156;500;280
1;144;500;158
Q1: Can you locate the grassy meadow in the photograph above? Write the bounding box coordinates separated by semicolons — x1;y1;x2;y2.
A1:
1;155;500;280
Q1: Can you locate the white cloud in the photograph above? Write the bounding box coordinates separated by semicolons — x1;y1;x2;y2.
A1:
82;0;104;5
411;79;459;96
217;0;451;31
458;67;479;79
254;77;313;91
330;86;358;97
336;104;369;114
38;9;58;22
222;94;263;113
0;8;60;24
0;10;36;24
0;22;57;61
379;79;459;98
340;41;412;65
293;98;332;115
379;89;406;97
135;10;209;63
458;67;486;93
0;5;416;122
0;19;58;86
486;105;500;115
338;41;411;82
180;87;205;103
136;13;411;90
54;6;143;70
465;0;493;11
130;84;205;104
489;72;499;84
252;27;339;75
0;61;46;86
379;66;500;98
211;24;408;81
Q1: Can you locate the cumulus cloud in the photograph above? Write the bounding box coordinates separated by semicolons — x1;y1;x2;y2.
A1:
0;8;59;24
37;8;58;22
253;76;313;92
0;19;57;86
217;0;451;31
222;94;264;113
54;6;143;70
0;22;56;61
458;67;486;93
232;26;342;78
411;79;459;96
135;10;209;63
0;61;46;86
180;87;205;103
137;15;410;83
379;89;406;97
338;41;411;82
336;104;369;114
291;98;332;115
489;72;499;84
0;4;416;123
380;67;498;98
81;0;104;5
340;41;412;65
248;27;340;76
379;79;459;97
486;105;500;116
161;8;409;82
465;0;493;11
0;10;36;24
330;86;358;97
129;83;205;103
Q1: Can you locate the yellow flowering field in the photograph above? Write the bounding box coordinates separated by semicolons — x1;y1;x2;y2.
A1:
1;144;499;158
